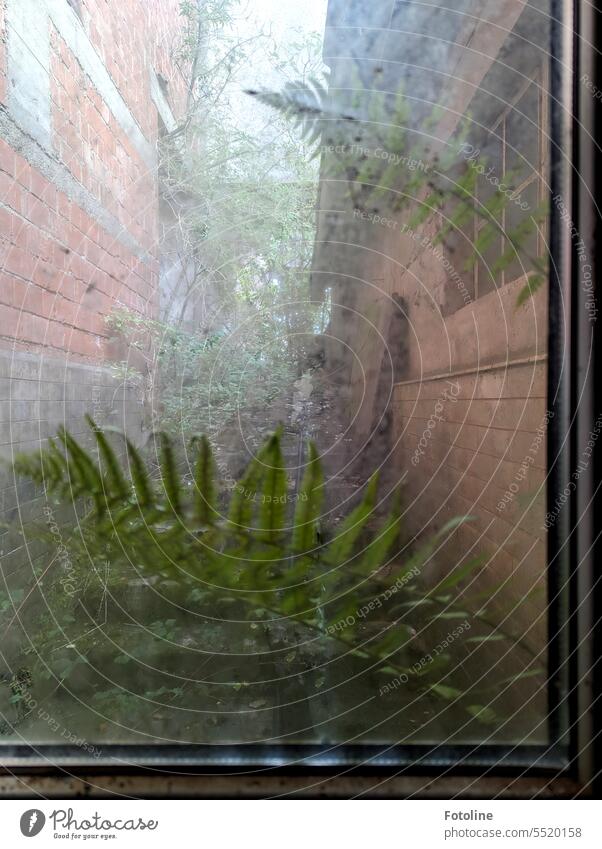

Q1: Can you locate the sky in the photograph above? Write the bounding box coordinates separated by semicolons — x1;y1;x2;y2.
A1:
226;0;329;130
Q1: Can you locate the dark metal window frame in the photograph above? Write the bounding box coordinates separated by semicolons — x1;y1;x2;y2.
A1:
1;0;599;796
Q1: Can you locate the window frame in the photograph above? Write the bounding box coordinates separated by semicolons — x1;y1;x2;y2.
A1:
1;0;599;797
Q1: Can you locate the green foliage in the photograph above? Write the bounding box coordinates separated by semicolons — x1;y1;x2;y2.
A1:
192;435;218;526
139;4;328;452
13;422;404;627
516;268;547;307
105;307;298;443
245;76;331;157
250;76;549;307
9;422;546;734
160;4;324;314
291;442;324;553
0;588;25;615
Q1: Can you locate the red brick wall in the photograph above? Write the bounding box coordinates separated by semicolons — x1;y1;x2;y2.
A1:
0;146;152;359
0;0;190;606
310;1;550;658
0;0;187;362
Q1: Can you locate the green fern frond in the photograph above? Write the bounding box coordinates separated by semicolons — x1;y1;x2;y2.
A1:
58;428;104;514
12;424;505;724
354;509;401;578
159;431;182;516
124;437;155;510
323;473;378;566
245;76;332;154
291;441;324;553
227;444;269;535
12;449;47;490
409;189;445;228
86;416;130;500
41;442;69;492
516;272;546;307
258;428;287;541
191;435;217;526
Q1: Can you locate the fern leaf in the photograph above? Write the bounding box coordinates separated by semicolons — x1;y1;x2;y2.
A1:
370;622;416;659
291;442;324;553
409;190;444;228
228;447;267;535
431;555;484;595
47;438;69;482
192;435;217;526
245;76;331;151
259;428;287;541
354;511;401;577
86;416;129;501
516;272;546;307
13;451;45;488
14;437;65;491
465;220;499;271
58;428;104;513
324;473;378;566
159;432;182;516
124;438;154;510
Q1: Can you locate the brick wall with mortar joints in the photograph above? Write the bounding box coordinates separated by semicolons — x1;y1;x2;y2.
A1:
0;0;187;149
74;0;188;142
0;1;190;361
49;28;159;255
0;209;156;366
1;135;158;359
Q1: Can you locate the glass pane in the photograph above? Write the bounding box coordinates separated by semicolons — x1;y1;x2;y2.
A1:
1;0;552;752
506;79;542;177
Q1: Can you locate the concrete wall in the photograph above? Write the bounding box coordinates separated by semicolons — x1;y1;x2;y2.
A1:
390;278;548;649
0;350;142;591
312;0;550;651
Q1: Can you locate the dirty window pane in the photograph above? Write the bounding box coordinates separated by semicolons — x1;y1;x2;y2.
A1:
1;0;552;754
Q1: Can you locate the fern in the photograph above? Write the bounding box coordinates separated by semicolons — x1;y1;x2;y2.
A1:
87;416;130;501
258;428;288;541
159;431;182;516
323;473;378;566
291;442;324;553
191;435;217;526
124;437;155;510
517;269;547;307
13;422;509;720
227;437;274;536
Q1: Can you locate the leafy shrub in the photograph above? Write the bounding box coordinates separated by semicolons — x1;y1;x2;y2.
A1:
105;307;297;443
